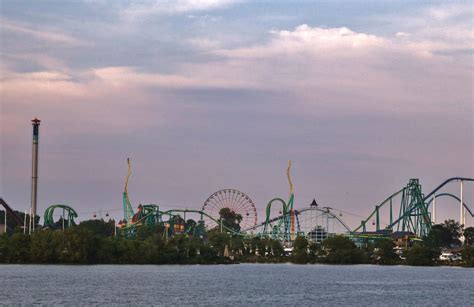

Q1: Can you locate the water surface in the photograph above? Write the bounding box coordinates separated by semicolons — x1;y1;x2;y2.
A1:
1;264;472;305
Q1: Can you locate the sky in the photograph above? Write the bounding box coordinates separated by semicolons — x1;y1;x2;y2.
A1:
1;0;473;229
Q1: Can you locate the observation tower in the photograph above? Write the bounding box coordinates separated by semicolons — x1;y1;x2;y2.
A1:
31;117;41;231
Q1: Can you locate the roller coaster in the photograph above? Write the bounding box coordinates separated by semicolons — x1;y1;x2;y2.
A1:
117;158;245;238
43;204;78;230
3;159;472;247
115;159;352;243
353;177;474;239
0;198;24;231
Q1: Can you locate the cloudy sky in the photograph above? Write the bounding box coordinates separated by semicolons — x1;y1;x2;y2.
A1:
1;0;473;228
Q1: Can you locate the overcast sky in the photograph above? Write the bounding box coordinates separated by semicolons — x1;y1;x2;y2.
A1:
1;0;473;228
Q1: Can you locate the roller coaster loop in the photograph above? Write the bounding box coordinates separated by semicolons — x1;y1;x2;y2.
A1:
44;204;78;229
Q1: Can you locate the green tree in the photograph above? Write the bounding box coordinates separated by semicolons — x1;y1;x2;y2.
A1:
405;244;440;266
308;242;320;261
208;231;230;256
270;239;284;258
217;208;242;232
255;237;268;258
461;245;474;267
292;236;309;264
424;220;462;248
320;236;368;264
373;239;399;265
463;227;474;246
30;230;62;263
136;224;162;240
5;233;31;263
230;235;244;256
77;219;115;237
0;234;7;262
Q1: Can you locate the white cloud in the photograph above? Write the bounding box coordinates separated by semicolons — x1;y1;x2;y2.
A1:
2;22;471;120
0;20;86;46
216;25;386;58
427;3;472;21
386;3;473;55
91;66;250;89
395;32;410;37
121;0;239;19
199;24;471;116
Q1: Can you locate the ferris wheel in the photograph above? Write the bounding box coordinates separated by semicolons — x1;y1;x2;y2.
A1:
202;189;258;231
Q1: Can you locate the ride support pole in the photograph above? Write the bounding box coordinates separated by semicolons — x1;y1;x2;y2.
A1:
23;210;27;234
460;181;464;243
460;181;464;226
29;208;32;235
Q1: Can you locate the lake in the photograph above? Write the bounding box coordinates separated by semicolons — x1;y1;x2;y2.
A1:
1;264;472;305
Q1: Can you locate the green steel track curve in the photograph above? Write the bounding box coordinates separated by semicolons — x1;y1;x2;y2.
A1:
354;177;474;237
44;204;78;229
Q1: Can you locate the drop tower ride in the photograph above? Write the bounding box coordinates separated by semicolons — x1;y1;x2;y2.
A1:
31;118;40;231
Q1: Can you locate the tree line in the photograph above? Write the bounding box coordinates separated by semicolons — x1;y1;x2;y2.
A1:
0;217;472;266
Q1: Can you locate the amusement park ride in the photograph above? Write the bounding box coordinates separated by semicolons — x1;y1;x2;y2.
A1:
2;119;473;245
32;164;474;243
1;157;473;245
0;119;472;243
1;156;474;245
112;159;353;242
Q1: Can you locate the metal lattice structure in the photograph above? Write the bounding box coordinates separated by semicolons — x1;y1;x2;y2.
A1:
202;189;258;230
118;159;251;237
118;158;473;242
354;179;431;237
354;177;474;238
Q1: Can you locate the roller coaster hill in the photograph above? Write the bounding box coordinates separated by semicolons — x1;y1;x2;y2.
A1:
115;159;351;242
1;159;472;247
102;159;474;245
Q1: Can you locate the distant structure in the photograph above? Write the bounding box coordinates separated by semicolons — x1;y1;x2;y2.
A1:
31;118;41;231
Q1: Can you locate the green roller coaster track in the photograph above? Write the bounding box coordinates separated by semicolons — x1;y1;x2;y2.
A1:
119;158;245;238
246;206;352;238
120;206;244;238
262;161;296;241
353;177;474;238
44;204;78;229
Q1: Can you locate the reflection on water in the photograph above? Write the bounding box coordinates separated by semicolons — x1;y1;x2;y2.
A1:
1;264;473;305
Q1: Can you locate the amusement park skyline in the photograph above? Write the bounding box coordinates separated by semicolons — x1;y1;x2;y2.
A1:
1;1;473;228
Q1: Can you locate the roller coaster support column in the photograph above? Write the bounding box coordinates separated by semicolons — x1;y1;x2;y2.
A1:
375;205;380;231
31;118;41;232
29;208;32;235
23;210;27;234
460;181;464;226
390;199;393;226
433;196;436;224
460;181;464;243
